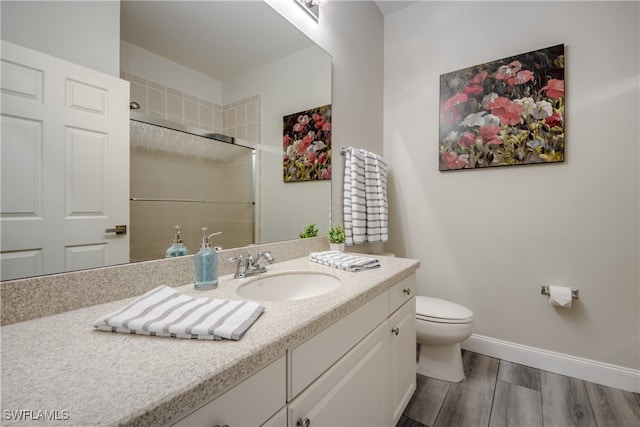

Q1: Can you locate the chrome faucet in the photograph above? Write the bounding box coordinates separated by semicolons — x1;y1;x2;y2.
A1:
228;250;274;279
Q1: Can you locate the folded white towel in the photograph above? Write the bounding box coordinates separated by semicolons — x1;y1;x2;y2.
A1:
343;147;388;245
310;251;380;272
93;286;264;340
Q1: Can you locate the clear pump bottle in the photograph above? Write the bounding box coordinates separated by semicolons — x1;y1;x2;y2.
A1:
166;225;189;257
194;227;222;290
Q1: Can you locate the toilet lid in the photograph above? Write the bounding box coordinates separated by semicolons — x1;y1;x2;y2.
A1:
416;296;473;322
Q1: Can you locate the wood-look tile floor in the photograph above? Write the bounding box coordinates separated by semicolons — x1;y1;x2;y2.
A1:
397;351;640;427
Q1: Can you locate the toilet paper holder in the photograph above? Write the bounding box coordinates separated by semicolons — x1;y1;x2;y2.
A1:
540;285;579;300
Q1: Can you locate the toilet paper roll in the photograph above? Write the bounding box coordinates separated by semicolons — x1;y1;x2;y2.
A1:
549;285;572;308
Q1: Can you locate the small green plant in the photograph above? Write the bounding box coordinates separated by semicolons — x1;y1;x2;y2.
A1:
328;224;346;244
298;223;319;239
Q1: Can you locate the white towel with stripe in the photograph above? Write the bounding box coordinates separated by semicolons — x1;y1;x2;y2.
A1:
93;286;264;341
343;147;388;245
310;251;380;272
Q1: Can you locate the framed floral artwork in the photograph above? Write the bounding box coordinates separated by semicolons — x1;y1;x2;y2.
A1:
439;44;565;171
283;104;332;182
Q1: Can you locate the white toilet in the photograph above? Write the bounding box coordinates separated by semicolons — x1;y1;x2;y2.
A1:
415;296;474;382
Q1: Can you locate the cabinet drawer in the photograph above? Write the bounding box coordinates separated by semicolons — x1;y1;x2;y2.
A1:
288;291;388;400
389;274;416;315
172;355;286;427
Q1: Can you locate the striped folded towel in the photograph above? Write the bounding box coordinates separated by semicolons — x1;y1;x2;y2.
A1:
309;251;380;272
93;286;264;341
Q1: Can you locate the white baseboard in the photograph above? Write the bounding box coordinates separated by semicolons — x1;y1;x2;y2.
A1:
462;334;640;394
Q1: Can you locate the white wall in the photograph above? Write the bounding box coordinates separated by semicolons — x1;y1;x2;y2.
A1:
265;0;385;247
120;41;223;105
0;1;119;77
384;1;639;370
224;46;332;242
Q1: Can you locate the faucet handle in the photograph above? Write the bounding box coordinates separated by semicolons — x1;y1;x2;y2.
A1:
227;255;247;278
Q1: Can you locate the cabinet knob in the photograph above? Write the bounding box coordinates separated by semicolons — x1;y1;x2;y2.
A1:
296;417;310;427
391;327;400;336
403;288;411;295
214;425;229;427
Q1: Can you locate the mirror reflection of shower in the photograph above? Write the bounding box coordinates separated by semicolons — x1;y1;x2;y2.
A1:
129;114;256;262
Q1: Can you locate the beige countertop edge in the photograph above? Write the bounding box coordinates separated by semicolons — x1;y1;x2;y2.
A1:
0;255;420;427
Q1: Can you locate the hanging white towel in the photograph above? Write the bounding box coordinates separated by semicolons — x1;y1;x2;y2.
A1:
343;147;388;245
310;251;380;272
93;286;264;341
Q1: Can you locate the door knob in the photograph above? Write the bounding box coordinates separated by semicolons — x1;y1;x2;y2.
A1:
105;225;127;235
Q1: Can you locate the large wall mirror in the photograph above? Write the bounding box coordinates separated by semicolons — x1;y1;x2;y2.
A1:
0;1;332;280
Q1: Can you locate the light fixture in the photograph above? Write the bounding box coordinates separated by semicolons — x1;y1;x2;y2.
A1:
295;0;326;22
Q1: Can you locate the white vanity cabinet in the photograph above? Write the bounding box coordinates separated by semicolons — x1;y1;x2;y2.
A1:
171;356;286;427
170;273;417;427
388;275;417;425
288;321;391;426
263;407;288;427
288;292;389;400
389;295;417;425
288;274;417;427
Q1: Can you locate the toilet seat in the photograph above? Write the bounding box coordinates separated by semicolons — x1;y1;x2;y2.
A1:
416;296;473;324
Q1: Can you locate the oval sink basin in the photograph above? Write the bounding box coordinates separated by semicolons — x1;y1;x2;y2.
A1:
236;272;341;301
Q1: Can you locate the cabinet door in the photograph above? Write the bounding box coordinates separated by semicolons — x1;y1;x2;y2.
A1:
172;356;285;427
389;298;417;425
289;322;390;427
263;407;287;427
288;291;388;400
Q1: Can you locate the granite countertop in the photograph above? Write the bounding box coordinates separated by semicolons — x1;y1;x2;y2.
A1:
1;255;419;427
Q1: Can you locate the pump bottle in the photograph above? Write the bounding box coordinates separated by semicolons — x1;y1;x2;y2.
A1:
194;227;222;290
165;225;189;257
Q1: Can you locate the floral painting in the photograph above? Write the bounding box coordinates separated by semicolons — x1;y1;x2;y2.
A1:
283;104;332;182
439;44;565;171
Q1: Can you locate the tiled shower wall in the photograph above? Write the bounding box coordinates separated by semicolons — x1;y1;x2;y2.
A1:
122;72;262;145
122;72;264;243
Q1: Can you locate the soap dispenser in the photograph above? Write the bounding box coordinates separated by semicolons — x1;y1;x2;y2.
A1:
194;227;222;290
166;225;189;257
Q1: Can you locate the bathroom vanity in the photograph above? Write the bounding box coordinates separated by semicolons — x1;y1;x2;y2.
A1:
0;254;419;426
173;273;416;427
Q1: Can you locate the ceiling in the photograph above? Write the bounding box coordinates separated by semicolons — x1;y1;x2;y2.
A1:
374;1;418;16
120;1;417;82
120;1;315;81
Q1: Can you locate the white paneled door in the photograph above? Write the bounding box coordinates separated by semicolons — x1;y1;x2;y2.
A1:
1;41;130;280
